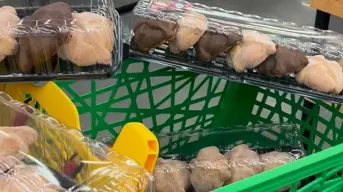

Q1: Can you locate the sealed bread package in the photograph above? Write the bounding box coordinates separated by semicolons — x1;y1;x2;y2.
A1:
130;0;343;103
131;0;242;55
0;92;153;192
152;123;305;191
0;0;122;81
132;0;342;61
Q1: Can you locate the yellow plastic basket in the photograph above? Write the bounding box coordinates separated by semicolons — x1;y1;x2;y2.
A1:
0;82;159;191
0;82;80;130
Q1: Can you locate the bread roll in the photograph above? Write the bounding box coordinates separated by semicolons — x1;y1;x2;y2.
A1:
133;19;177;53
169;11;207;54
195;32;242;62
256;46;309;76
190;147;231;192
296;55;343;94
154;158;191;192
18;2;72;73
228;31;276;72
225;145;262;184
0;6;19;62
58;12;114;66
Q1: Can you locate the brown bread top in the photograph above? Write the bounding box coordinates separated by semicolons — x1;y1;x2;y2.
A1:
133;19;177;53
257;46;309;77
195;31;242;62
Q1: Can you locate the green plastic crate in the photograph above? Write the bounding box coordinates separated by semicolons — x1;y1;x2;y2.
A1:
57;59;343;192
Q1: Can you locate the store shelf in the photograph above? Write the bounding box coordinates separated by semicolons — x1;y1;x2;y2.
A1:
311;0;343;19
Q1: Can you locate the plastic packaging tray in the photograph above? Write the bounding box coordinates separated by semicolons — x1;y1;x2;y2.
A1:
0;0;122;82
0;92;152;191
153;123;305;192
129;0;343;104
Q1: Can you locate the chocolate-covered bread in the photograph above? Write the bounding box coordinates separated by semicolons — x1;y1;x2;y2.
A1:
18;2;72;73
195;32;242;62
256;46;309;77
133;19;177;53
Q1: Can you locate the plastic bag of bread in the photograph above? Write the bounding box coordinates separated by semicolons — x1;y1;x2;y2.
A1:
0;91;154;192
0;164;65;192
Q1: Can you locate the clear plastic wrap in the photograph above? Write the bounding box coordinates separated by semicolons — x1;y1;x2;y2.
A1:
130;0;343;103
0;92;152;192
153;123;305;192
0;0;122;82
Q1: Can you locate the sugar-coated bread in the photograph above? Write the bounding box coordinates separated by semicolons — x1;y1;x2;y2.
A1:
0;126;37;171
190;147;231;192
225;144;263;185
0;126;38;146
0;6;20;62
0;130;28;171
296;55;343;94
169;11;208;54
228;30;276;72
154;158;191;192
0;131;21;159
58;12;114;66
259;151;296;172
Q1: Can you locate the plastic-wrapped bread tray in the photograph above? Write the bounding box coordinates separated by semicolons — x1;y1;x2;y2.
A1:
0;0;122;82
0;91;153;191
153;123;305;192
130;0;343;104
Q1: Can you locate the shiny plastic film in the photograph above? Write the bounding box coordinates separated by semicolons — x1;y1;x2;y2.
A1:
153;124;305;192
0;0;122;82
0;92;152;192
130;0;343;103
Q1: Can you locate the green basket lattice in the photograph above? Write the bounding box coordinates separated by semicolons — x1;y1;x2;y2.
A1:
57;59;228;139
57;59;343;192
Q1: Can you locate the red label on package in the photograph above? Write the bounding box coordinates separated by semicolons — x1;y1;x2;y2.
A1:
150;0;192;12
